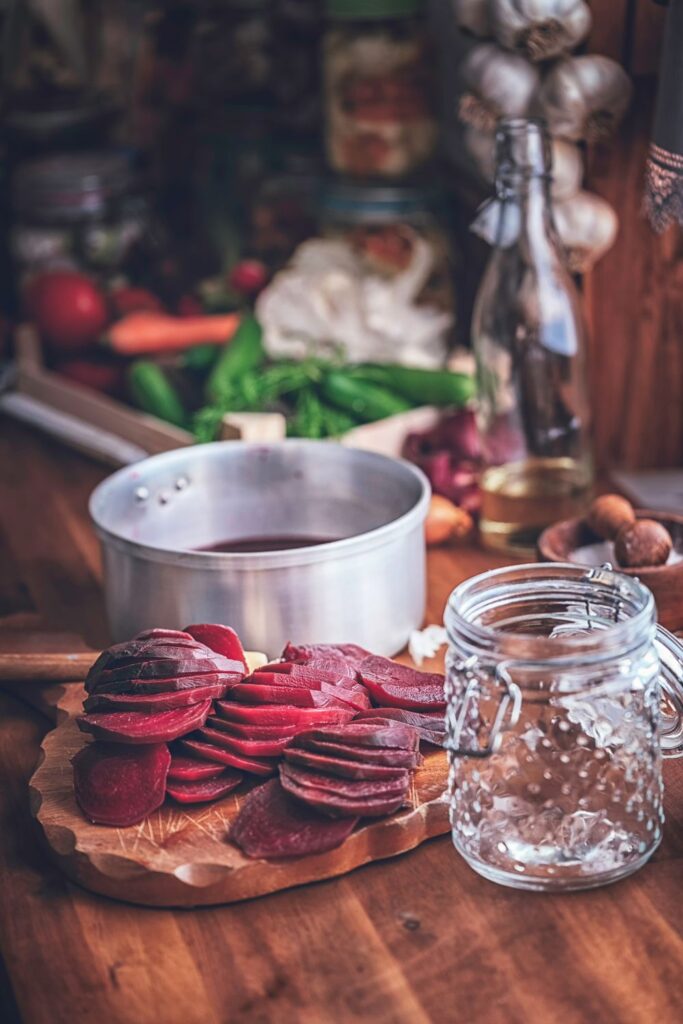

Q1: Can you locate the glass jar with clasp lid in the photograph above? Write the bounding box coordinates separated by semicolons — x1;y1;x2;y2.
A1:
444;563;683;891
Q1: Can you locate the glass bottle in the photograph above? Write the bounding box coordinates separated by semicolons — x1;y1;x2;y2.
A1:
472;118;593;554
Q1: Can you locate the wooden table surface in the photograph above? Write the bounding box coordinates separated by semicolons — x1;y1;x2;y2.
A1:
1;420;682;1024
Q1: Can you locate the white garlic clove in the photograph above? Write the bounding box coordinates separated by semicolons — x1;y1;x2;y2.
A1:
464;126;583;201
490;0;592;62
459;42;540;132
553;190;619;272
537;55;633;142
452;0;493;38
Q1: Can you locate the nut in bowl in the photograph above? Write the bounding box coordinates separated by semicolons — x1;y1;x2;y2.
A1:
538;495;683;631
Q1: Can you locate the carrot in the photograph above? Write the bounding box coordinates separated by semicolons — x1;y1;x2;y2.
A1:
105;311;240;356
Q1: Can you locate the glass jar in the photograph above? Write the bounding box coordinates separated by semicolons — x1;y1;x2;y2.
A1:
444;563;683;892
319;180;455;314
323;0;438;178
471;119;593;555
10;151;147;281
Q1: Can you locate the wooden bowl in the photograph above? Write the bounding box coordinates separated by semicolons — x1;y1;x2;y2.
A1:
538;510;683;632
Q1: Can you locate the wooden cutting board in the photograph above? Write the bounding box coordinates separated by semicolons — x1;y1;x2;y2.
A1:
29;684;450;907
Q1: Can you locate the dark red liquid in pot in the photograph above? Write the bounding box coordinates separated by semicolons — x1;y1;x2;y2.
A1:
196;536;338;553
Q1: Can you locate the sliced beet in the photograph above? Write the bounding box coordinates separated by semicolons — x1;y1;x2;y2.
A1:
300;737;422;768
282;642;370;667
87;653;243;688
135;628;196;642
199;723;293;758
227;684;357;709
280;762;409;799
180;738;277;776
73;741;170;827
87;670;239;697
83;682;229;713
206;718;304;740
77;700;212;745
229;779;358;859
166;770;243;804
280;773;407;819
247;671;356;690
354;708;445;746
215;702;355;727
183;624;247;669
168;756;226;782
283;747;410;781
358;656;445;711
295;723;419;751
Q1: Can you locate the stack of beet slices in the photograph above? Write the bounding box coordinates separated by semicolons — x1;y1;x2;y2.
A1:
74;625;248;825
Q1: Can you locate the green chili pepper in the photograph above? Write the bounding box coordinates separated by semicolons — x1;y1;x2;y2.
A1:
321;372;412;422
206;315;265;400
351;365;475;408
128;361;187;428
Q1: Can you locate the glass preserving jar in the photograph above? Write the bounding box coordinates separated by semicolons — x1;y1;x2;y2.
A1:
471;119;593;555
10;151;147;281
323;0;438;178
444;563;683;892
319;180;455;313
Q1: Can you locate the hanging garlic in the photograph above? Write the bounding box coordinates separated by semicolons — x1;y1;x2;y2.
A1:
553;191;618;272
459;43;540;133
452;0;493;38
490;0;591;61
464;126;583;200
537;55;633;142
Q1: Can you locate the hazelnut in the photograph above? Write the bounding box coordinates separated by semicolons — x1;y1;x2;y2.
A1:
614;519;672;568
586;494;636;540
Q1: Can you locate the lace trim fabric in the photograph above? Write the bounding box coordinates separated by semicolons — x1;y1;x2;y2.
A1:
644;145;683;233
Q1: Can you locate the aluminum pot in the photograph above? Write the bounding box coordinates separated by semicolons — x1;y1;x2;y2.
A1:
90;440;430;657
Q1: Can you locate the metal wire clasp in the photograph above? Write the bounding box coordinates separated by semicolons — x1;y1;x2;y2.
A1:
447;660;523;758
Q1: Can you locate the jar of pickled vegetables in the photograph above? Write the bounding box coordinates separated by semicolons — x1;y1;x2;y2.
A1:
323;0;438;179
319;180;454;313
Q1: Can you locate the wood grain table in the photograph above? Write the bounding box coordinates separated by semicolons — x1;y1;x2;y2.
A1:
0;420;682;1024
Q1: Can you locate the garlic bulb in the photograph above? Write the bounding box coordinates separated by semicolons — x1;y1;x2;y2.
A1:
452;0;493;38
553;191;618;272
490;0;591;61
537;55;633;142
459;43;540;133
464;126;583;200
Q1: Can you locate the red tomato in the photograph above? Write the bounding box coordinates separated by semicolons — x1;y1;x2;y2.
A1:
110;286;163;317
26;271;109;352
228;260;268;297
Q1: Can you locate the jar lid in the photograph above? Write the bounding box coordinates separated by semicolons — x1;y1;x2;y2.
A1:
326;0;421;19
12;151;133;222
320;180;441;224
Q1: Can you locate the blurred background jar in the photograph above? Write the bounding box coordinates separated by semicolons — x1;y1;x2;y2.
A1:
10;150;148;283
322;0;438;179
319;179;455;316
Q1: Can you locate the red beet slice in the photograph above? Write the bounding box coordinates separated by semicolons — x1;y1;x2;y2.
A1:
358;656;446;711
229;779;358;859
215;702;355;727
280;762;409;799
87;654;243;688
300;738;422;768
180;738;277;776
280;773;407;819
228;683;359;709
206;718;304;740
296;723;419;751
247;671;357;689
83;682;229;713
354;709;445;746
135;628;196;642
166;770;243;804
87;669;240;697
168;756;226;782
199;723;293;758
73;741;170;826
184;623;247;669
283;747;410;780
282;642;370;667
77;700;212;745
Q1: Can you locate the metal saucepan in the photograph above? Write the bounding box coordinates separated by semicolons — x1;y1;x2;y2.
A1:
90;441;430;657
